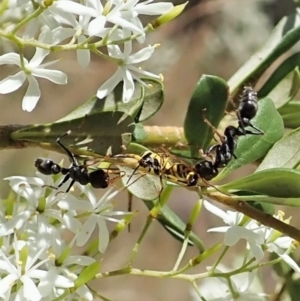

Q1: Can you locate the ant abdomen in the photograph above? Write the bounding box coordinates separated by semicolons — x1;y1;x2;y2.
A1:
238;86;259;121
89;169;110;189
35;158;61;175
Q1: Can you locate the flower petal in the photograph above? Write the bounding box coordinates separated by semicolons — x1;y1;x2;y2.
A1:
51;27;75;44
0;274;18;295
107;44;123;59
29;27;53;67
97;218;109;253
108;14;143;34
279;253;300;273
134;3;174;15
22;75;41;111
97;68;122;99
0;71;26;94
122;68;135;102
32;68;67;84
21;274;42;301
76;216;97;246
87;16;106;36
0;52;21;66
127;46;155;64
54;1;96;17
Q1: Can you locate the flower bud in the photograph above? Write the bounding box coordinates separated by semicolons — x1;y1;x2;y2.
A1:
151;2;188;29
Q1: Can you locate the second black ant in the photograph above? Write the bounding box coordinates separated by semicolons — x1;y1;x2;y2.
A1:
35;131;122;192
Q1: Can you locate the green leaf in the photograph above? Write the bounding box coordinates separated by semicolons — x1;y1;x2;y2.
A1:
132;123;147;142
257;52;300;108
270;252;294;278
125;142;149;154
56;78;163;122
136;78;164;122
74;262;100;289
184;75;228;156
229;192;300;207
11;111;135;156
228;11;300;93
259;65;300;109
287;278;300;301
217;98;284;179
257;127;300;171
220;168;300;198
278;100;300;128
143;200;205;252
231;191;275;214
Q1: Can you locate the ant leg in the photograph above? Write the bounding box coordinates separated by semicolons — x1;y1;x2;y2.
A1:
56;130;80;166
108;170;126;185
245;122;264;135
57;174;71;188
65;179;75;193
204;144;219;160
236;110;246;135
128;191;133;232
202;109;225;143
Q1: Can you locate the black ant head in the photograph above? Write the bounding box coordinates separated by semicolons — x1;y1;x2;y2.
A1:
224;126;240;138
195;160;218;181
34;158;61;175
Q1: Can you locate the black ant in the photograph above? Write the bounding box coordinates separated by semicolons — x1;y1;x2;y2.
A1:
201;86;264;168
35;131;120;192
236;86;263;135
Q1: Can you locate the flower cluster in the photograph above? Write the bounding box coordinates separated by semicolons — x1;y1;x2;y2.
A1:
0;0;181;111
190;201;300;301
0;174;128;300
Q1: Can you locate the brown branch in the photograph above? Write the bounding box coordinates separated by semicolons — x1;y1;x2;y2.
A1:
210;191;300;242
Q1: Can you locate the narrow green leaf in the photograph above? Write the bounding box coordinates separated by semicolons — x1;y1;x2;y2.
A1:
11;111;135;156
228;11;300;93
125;142;149;154
258;53;300;105
74;262;100;289
278;100;300;128
220;168;300;198
143;200;205;252
257;127;300;171
184;75;228;155
259;67;300;109
230;193;300;207
217;98;284;179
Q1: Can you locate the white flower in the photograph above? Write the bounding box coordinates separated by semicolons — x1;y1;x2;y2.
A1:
97;40;160;102
191;266;268;301
113;0;174;43
3;175;69;242
257;213;300;273
55;0;143;37
0;27;67;111
204;201;265;260
0;234;73;301
54;0;173;39
58;185;128;253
